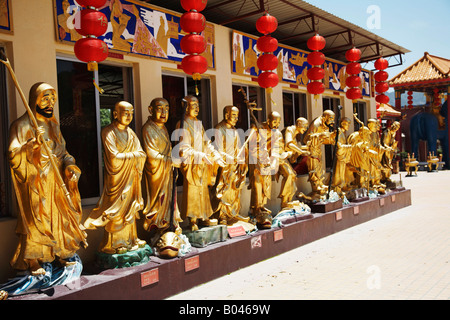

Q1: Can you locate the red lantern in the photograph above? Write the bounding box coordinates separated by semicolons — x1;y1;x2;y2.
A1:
346;87;362;101
180;11;206;34
181;54;208;76
257;35;278;53
346;75;361;88
374;70;389;82
258;71;279;89
307;81;325;95
76;0;107;8
257;53;278;71
307;67;325;81
180;33;207;54
256;13;278;35
180;0;207;12
74;37;108;71
75;9;108;37
374;57;389;70
375;94;390;104
307;51;325;66
345;47;361;62
375;82;389;93
307;34;326;51
346;62;361;75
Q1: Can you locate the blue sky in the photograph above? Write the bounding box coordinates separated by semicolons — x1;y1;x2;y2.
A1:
306;0;450;81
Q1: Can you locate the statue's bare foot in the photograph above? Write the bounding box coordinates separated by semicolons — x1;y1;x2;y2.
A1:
29;259;46;276
116;247;128;254
58;258;76;267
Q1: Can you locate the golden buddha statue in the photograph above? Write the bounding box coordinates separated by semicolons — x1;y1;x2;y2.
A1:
142;98;182;234
380;121;400;183
175;95;225;231
283;117;310;164
8;82;87;275
367;118;386;193
247;112;273;228
332;117;352;197
211;106;249;226
84;101;147;255
302;110;336;197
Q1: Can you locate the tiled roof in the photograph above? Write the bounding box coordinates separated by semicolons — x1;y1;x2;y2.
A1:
389;52;450;86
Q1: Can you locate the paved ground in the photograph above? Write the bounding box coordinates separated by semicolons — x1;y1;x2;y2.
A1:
167;171;450;300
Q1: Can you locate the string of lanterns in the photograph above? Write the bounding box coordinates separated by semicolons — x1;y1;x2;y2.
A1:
306;33;326;98
374;57;390;105
407;90;413;110
73;0;108;72
180;0;208;83
345;47;362;101
256;13;279;93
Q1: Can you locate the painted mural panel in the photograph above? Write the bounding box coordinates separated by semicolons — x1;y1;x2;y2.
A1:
54;0;215;68
232;31;371;97
0;0;12;33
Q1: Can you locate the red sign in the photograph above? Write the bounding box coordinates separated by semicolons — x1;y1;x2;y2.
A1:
353;206;360;215
335;211;343;221
273;229;283;242
141;268;159;287
227;225;246;238
185;255;200;272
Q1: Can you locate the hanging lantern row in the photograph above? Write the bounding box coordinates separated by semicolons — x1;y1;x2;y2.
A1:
180;0;208;80
256;13;279;93
306;34;326;98
374;57;390;105
407;90;413;110
345;47;362;101
73;0;108;72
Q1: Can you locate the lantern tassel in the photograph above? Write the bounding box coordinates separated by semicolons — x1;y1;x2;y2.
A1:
93;78;104;94
195;81;199;96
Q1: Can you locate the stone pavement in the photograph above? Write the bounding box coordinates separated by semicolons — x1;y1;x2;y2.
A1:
167;171;450;300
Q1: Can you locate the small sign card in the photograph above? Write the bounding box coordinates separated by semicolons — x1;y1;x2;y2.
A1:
251;235;262;249
273;229;283;242
379;198;385;207
353;206;360;215
335;211;343;221
141;268;159;287
391;194;396;203
227;225;246;238
185;255;200;272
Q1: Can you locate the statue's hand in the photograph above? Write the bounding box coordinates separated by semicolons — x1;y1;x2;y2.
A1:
65;165;81;182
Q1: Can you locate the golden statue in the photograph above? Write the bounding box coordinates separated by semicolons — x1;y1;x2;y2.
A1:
142;98;182;234
380;121;400;183
367;118;386;193
332;117;352;197
269;112;299;209
283;117;310;164
346;114;375;190
84;101;147;255
8;82;87;275
247;112;273;228
211;106;249;226
175;95;225;231
302;110;336;197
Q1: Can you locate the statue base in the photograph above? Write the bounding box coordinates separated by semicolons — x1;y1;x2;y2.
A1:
95;245;152;269
308;198;343;213
0;254;83;297
346;188;369;203
183;225;228;248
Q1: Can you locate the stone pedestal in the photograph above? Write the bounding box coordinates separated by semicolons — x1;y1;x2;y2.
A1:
183;225;228;248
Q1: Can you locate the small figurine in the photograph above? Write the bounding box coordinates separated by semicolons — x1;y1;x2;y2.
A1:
84;101;147;257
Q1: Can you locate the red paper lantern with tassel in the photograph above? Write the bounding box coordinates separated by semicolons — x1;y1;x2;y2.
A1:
256;13;278;35
180;33;207;54
374;57;390;105
258;72;279;89
74;8;108;37
257;35;278;53
257;53;278;71
256;12;279;92
180;11;206;33
307;33;326;98
345;47;362;101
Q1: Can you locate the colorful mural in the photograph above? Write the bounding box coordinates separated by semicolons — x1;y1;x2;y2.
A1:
232;31;371;97
0;0;11;33
54;0;215;68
